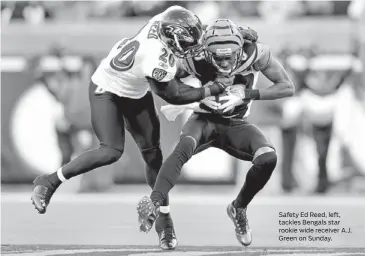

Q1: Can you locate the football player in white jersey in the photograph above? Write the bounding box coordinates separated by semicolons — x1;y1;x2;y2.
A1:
137;19;295;246
31;6;228;250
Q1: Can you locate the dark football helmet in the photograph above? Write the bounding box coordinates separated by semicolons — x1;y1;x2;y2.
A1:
158;6;203;58
202;19;245;75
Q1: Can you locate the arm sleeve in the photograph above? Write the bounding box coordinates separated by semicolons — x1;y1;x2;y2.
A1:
147;77;205;105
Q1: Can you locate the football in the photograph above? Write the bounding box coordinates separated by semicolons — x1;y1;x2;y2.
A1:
200;91;235;116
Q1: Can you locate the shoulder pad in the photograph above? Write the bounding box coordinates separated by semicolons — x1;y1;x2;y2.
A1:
252;43;271;71
242;42;257;61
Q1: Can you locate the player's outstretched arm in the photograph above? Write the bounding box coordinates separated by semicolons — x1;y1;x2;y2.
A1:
257;54;295;100
147;77;226;105
218;45;295;113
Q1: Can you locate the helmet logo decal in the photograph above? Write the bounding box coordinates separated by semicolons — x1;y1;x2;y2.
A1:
216;48;232;56
166;25;194;43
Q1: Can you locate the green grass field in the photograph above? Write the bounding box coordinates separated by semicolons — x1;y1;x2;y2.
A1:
2;186;365;255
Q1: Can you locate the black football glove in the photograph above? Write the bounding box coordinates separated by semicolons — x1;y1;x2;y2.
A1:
239;26;258;44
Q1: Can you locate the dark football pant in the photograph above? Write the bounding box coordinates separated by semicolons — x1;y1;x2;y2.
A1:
151;113;277;208
60;82;167;204
56;128;73;166
182;114;274;159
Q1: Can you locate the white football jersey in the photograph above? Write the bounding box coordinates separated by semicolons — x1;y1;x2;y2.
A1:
91;13;178;99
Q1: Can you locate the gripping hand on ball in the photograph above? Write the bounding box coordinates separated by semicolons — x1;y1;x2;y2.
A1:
202;76;235;98
200;96;220;112
218;86;246;113
204;81;226;96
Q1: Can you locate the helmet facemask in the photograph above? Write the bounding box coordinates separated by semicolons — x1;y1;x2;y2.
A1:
205;44;243;75
159;20;203;58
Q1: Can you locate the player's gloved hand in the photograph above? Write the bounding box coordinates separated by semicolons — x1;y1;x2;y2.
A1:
239;26;258;44
200;96;220;110
218;86;247;113
203;76;234;97
204;81;226;97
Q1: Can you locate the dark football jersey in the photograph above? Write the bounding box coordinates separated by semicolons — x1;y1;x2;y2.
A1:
182;42;269;119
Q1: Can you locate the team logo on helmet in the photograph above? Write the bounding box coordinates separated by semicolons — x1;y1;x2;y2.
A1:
166;25;194;43
216;48;232;56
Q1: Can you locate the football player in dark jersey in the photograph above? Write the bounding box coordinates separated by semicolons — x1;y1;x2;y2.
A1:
137;19;294;246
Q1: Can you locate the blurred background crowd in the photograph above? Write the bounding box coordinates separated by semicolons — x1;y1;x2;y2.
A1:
1;0;365;195
0;1;358;24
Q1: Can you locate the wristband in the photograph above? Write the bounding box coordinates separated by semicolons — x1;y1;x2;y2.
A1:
244;89;260;100
203;87;211;98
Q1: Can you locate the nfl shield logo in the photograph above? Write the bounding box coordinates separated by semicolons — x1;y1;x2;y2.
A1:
152;68;167;81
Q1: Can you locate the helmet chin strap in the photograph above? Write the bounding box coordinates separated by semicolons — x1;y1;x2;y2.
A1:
211;56;237;75
219;68;232;75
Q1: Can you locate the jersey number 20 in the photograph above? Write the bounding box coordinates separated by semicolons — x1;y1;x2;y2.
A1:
110;40;140;71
